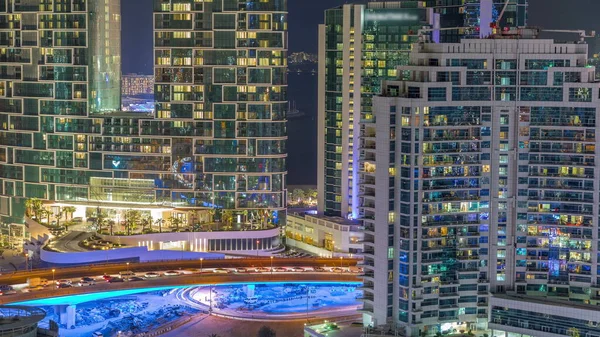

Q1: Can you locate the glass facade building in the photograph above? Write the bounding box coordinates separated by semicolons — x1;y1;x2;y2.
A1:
1;0;288;246
317;0;528;220
361;33;600;336
152;0;287;227
0;0;121;223
317;2;430;219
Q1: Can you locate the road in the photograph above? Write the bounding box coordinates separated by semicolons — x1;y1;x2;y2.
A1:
46;231;93;253
0;257;358;285
0;272;361;305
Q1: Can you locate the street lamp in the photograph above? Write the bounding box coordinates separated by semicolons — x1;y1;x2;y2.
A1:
270;256;273;275
24;253;28;271
126;262;130;274
340;256;343;273
256;240;260;257
52;269;55;283
200;258;204;275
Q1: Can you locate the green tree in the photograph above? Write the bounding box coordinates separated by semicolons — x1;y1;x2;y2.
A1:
154;218;165;233
141;215;153;233
221;210;234;227
291;189;305;203
54;207;66;229
63;206;76;221
257;326;276;337
24;198;43;220
41;209;51;226
307;188;318;200
169;216;183;232
124;210;141;235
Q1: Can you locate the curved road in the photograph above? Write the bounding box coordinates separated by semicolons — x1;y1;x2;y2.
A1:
0;257;358;285
0;273;361;305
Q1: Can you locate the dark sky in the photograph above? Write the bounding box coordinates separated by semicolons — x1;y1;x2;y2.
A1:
121;0;600;74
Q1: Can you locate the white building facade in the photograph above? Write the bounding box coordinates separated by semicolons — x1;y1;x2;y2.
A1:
285;212;363;257
360;32;600;336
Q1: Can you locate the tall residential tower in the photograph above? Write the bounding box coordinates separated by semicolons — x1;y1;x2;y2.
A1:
153;0;288;234
317;0;528;219
0;0;121;223
361;29;600;336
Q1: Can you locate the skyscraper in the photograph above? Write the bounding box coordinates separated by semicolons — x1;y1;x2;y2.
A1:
317;1;432;219
153;0;287;230
361;29;599;336
1;0;287;254
0;0;121;223
317;0;528;220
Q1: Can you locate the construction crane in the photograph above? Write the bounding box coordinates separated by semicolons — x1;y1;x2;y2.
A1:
490;0;512;32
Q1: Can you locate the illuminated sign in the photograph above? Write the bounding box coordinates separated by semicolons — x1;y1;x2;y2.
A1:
364;12;420;22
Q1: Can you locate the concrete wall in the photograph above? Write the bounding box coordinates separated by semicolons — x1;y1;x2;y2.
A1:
97;227;281;252
40;246;224;265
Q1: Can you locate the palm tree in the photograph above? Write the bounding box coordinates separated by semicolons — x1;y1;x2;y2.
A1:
169;216;182;232
124;210;141;235
24;198;43;220
54;207;66;229
63;206;76;221
154;218;165;233
222;210;234;227
41;209;51;226
141;215;153;233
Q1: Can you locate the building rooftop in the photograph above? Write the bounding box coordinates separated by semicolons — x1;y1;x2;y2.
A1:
493;293;600;313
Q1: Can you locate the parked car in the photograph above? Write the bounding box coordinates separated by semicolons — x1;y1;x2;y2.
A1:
291;267;305;272
102;274;112;281
78;280;95;287
273;267;287;272
0;285;16;295
255;267;269;272
213;268;230;274
80;277;96;284
57;283;72;289
127;277;144;282
144;272;160;278
56;279;72;286
119;271;135;277
313;267;325;272
163;270;180;276
235;267;247;273
108;277;124;283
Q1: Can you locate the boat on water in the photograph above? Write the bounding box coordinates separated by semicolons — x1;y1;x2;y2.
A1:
287;100;305;119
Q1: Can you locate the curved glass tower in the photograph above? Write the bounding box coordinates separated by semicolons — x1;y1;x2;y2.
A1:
0;0;121;223
1;0;288;245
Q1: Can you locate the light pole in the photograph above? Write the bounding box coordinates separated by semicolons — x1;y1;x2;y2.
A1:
200;258;203;274
52;268;55;283
270;256;273;275
256;240;260;257
209;284;212;314
24;253;28;271
126;262;130;275
340;256;343;273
